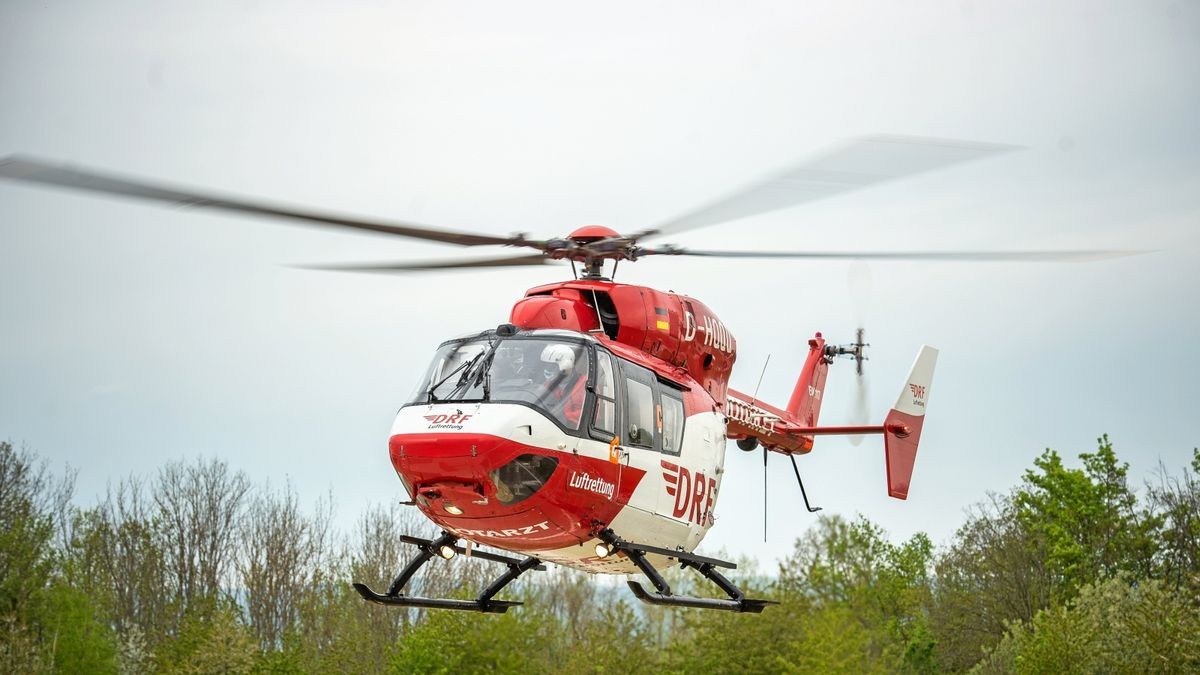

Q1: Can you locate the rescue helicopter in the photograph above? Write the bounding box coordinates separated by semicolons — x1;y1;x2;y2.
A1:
0;136;1136;613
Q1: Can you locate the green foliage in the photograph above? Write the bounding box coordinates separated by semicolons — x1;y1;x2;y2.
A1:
42;581;120;674
156;599;258;675
777;515;936;672
274;579;406;674
930;494;1049;671
0;441;57;619
390;606;555;674
1147;447;1200;591
1;440;87;674
974;576;1200;674
555;599;659;674
1013;435;1159;600
3;435;1200;673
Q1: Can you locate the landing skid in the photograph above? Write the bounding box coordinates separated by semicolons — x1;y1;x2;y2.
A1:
598;529;777;613
352;531;544;614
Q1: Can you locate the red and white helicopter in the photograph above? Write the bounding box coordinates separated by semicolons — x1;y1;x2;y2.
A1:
0;136;1133;613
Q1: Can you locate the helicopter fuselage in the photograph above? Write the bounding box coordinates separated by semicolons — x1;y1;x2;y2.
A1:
390;280;739;572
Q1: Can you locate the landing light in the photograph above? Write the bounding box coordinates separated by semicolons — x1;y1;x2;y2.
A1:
437;544;457;560
595;543;613;558
444;503;463;515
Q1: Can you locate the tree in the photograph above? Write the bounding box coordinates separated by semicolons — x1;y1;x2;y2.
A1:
0;441;71;617
0;440;75;673
40;581;120;674
778;515;935;671
974;576;1200;673
931;494;1051;671
237;484;331;650
1013;436;1159;600
389;605;555;674
154;457;251;607
155;599;257;675
66;477;172;655
1146;448;1200;591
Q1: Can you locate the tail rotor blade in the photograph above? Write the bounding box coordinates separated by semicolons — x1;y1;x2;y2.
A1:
847;262;872;447
848;261;872;327
847;373;870;447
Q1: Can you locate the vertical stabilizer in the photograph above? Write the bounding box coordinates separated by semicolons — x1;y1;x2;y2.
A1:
786;334;830;427
883;346;938;499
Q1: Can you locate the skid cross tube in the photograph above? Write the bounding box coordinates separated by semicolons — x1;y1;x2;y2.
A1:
353;531;544;613
598;529;776;613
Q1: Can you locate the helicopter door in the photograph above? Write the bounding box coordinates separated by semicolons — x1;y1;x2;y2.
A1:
605;359;658;513
619;363;659;455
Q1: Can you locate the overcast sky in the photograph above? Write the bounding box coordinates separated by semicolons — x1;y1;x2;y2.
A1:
2;1;1197;566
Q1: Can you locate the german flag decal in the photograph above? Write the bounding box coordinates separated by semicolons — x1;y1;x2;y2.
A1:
654;306;670;331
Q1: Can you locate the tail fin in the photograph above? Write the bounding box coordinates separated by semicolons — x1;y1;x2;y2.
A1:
786;334;831;427
883;346;938;499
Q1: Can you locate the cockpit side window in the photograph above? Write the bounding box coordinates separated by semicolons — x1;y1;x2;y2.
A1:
660;390;684;456
624;379;656;448
592;350;617;437
618;360;659;450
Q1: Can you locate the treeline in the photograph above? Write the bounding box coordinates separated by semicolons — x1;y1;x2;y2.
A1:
1;436;1198;673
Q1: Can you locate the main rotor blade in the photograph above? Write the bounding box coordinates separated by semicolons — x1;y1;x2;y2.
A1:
643;248;1146;262
0;155;522;247
291;253;554;273
632;135;1019;240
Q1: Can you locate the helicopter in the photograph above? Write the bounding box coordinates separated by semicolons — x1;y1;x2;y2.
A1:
0;136;1136;613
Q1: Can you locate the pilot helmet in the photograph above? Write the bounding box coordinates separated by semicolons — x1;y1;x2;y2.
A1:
540;344;575;379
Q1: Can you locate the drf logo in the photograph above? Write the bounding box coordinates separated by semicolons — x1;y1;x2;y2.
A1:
908;384;926;406
424;413;473;429
661;460;716;526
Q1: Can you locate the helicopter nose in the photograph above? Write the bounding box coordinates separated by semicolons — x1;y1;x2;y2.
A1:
388;433;561;520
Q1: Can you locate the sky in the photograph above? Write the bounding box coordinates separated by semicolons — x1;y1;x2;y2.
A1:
1;0;1198;567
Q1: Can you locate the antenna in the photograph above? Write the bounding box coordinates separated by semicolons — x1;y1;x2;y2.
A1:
750;354;771;405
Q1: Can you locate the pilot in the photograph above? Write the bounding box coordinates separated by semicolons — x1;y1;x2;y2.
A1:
539;344;587;428
494;343;532;382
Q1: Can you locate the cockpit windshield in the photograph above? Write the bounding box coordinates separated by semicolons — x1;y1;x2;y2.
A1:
410;337;591;430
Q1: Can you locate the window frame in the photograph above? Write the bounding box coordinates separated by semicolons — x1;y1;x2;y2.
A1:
658;388;686;457
588;348;619;442
404;333;599;438
614;358;660;453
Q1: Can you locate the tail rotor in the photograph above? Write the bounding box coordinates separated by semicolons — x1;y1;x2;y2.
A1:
845;262;872;444
828;327;871;445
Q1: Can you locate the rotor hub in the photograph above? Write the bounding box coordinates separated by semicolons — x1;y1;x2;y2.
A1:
567;224;621;243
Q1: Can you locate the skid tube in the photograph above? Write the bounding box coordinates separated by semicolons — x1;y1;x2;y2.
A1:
353;531;544;614
598;529;776;613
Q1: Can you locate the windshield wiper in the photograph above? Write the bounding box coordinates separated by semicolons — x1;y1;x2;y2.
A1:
452;340;499;401
479;344;499;402
429;340;497;403
427;351;484;402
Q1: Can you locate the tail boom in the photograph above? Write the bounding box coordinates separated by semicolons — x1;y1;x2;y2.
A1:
724;342;937;500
